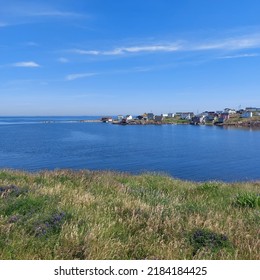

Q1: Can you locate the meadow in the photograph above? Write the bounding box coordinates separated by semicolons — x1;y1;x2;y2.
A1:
0;169;259;260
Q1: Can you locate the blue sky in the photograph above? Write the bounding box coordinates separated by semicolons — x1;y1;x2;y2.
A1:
1;0;260;116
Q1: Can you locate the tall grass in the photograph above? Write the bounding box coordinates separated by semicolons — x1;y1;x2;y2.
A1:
0;169;259;260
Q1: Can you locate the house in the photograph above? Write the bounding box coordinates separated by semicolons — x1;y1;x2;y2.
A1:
204;111;217;117
180;112;194;120
168;113;175;118
136;115;148;121
147;113;155;120
218;113;230;123
205;115;217;122
161;113;168;117
224;108;236;114
101;117;113;123
191;116;205;125
154;115;164;122
241;111;253;118
237;109;245;114
245;107;260;112
125;115;133;121
245;107;260;115
117;115;124;121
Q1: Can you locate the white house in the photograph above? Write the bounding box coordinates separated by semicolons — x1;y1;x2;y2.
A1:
180;112;194;120
161;113;168;117
241;111;253;118
125;115;133;121
224;108;236;114
168;113;175;118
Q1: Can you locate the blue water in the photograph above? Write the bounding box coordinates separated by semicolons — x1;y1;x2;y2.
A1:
0;116;260;182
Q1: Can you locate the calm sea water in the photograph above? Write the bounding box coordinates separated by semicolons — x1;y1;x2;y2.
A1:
0;116;260;182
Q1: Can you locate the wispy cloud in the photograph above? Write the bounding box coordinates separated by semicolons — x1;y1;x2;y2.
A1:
66;73;98;81
195;35;260;51
24;10;82;18
70;33;260;57
0;3;84;26
12;61;40;68
218;53;260;59
71;43;182;56
65;66;159;81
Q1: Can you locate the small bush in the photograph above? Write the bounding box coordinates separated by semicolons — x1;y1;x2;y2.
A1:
197;183;219;191
33;211;66;237
234;193;260;208
189;229;230;255
0;185;27;198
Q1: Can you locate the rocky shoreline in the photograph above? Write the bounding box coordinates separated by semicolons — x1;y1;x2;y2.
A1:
217;121;260;128
113;119;260;128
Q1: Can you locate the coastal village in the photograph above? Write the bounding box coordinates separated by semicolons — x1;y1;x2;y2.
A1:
101;107;260;128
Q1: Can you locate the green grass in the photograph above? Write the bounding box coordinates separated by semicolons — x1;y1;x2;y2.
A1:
0;169;259;260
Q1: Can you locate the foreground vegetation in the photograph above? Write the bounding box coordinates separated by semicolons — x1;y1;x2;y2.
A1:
0;169;259;260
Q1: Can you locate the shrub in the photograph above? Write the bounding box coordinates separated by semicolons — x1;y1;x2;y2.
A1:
189;229;230;255
0;185;27;198
234;193;260;208
197;183;219;191
33;211;66;237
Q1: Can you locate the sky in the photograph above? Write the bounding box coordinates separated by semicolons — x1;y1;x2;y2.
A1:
1;0;260;116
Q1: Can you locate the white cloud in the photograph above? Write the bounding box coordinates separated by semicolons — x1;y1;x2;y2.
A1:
196;35;260;51
12;61;40;68
219;53;260;59
0;3;84;26
71;43;182;56
70;33;260;57
66;73;97;81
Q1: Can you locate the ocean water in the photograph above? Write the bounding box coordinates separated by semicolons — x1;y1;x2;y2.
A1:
0;116;260;182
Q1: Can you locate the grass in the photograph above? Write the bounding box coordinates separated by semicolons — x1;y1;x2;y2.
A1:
0;169;259;260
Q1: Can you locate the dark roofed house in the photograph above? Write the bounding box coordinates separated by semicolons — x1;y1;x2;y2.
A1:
154;115;164;122
218;113;230;123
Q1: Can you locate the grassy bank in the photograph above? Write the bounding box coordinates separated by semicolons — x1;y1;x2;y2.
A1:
0;169;259;260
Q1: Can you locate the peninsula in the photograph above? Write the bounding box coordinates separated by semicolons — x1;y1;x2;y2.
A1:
101;107;260;128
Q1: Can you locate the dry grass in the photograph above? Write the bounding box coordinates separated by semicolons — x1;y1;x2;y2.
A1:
0;169;259;260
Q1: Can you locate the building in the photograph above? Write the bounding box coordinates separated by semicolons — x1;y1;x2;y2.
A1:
147;113;155;120
241;111;253;118
117;115;124;121
224;108;236;114
180;112;194;120
192;116;205;125
136;115;148;121
101;117;113;123
205;115;217;122
168;113;175;118
154;115;164;122
245;107;260;112
218;113;230;123
125;115;133;121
